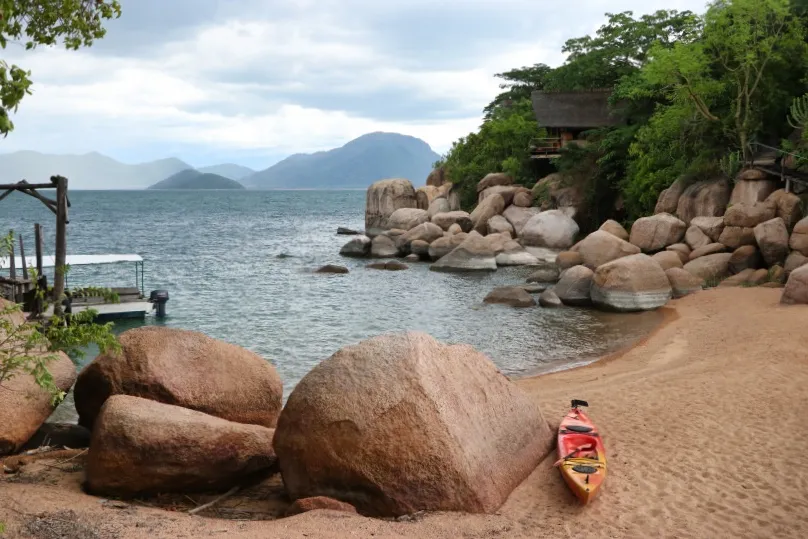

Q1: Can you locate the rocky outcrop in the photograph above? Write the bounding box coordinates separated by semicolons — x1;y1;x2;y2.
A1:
477;173;513;192
426;167;448;188
723;202;776;228
366;179;418;236
286;497;358;517
729;171;778;205
432;211;473;233
689;243;727;261
719;268;769;288
430;231;497;272
396;223;444;254
553;265;594;306
272;332;553;517
655;178;687;215
339;235;372;257
503;206;541;237
575;230;640;269
495;241;540;266
685;225;711;251
428;233;467;260
74;326;283;430
448;223;463;235
483;232;512;255
371;235;399;258
599;220;630;241
427;197;450;219
782;264;808;305
526;263;561;283
675;179;731;224
591;254;673;312
533;173;586;219
785;251;808;276
487;215;514;236
484;287;536;308
538;289;563;307
316;265;349;274
513;190;533;207
652;251;684;270
470;194;506;234
765;189;803;230
718;226;756;250
728;245;762;274
629;213;686;252
410;241;430;258
85;396;277;497
479;185;530;207
522;210;579;249
388;208;430;231
690;216;725;243
754;217;789;267
415;186;440;211
665;268;704;298
666;244;692;265
790;217;808;256
683;253;732;281
556;251;583;271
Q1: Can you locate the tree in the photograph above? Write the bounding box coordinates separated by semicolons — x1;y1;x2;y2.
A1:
483;64;551;120
0;0;121;135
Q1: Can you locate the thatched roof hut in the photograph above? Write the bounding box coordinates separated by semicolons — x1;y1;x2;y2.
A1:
530;89;623;128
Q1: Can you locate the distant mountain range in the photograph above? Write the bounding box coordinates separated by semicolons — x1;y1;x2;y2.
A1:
148;169;245;190
0;132;439;190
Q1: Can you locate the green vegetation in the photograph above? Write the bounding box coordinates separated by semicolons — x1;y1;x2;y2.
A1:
438;0;808;227
0;0;121;135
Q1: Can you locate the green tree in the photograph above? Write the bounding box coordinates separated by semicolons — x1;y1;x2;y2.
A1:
0;0;121;135
483;63;551;120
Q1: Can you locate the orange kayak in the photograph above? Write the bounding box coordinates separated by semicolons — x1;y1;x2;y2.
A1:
556;399;606;504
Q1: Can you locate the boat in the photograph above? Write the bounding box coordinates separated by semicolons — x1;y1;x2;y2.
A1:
556;399;606;504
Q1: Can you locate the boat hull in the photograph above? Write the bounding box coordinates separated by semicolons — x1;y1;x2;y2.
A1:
557;406;606;504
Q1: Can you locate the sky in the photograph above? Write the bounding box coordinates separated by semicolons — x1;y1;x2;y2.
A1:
1;0;708;170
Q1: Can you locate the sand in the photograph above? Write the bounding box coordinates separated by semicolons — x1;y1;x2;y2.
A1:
2;287;808;538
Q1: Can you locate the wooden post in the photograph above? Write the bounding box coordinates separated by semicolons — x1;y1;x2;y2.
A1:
8;230;16;281
53;177;68;316
34;224;44;276
18;234;28;285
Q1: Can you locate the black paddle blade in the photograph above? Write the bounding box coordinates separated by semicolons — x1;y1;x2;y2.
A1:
571;399;589;408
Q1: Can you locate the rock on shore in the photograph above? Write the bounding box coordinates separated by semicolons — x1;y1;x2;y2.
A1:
365;179;417;236
591;254;673;312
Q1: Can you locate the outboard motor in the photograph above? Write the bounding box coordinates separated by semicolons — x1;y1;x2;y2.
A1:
149;289;169;318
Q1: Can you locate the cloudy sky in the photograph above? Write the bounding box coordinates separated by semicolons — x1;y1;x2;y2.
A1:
2;0;707;170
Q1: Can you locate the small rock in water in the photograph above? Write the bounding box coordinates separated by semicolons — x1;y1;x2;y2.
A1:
276;253;294;259
367;261;409;271
520;283;548;294
316;265;349;274
538;289;562;308
483;286;536;308
526;265;560;283
337;227;361;235
405;254;420;262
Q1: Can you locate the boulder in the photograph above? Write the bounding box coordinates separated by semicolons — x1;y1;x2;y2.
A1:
683;253;733;282
655;177;687;215
366;179;418;236
428;233;467;261
765;189;803;230
591;254;673;312
718;226;756;250
368;261;409;271
430;231;497;272
316;265;349;274
781;265;808;305
728;245;763;274
484;287;536;308
410;241;430;258
652;251;684;271
85;396;277;497
690;217;725;243
729;171;778;205
415;186;441;211
723;202;776;228
520;283;549;294
522;210;579;249
479;185;530;207
477;173;513;192
470;194;506;234
432;211;473;233
286;497;358;517
688;243;727;261
575;230;640;270
513;190;533;207
737;168;768;181
599;220;629;241
719;268;767;287
426;167;448;188
538;289;563;307
448;223;463;235
665;268;704;298
526;264;561;283
427;197;450;219
0;300;77;455
495;241;540;266
770;265;785;283
553;265;594;306
371;235;399;258
273;332;553;516
484;232;512;255
532;173;586;218
339;235;371;257
502;206;541;237
556;251;583;271
396;222;444;254
388;208;430;231
629;213;686;252
685;225;711;251
790;217;808;256
487;215;514;236
405;254;420;262
675;179;731;224
74;326;283;431
666;243;692;265
336;227;361;235
754;217;789;267
785;251;808;276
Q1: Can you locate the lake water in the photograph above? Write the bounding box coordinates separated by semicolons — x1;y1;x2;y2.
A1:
3;190;662;421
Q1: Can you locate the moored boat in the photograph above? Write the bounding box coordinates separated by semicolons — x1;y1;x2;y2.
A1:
556;399;606;504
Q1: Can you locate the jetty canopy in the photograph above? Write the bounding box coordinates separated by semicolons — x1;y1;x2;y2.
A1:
531;89;623;128
1;254;142;269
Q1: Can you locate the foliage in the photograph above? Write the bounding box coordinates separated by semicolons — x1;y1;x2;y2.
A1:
483;64;552;120
720;151;743;180
0;0;121;135
788;93;808;129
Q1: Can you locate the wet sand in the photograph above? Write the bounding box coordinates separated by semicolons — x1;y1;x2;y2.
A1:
2;287;807;538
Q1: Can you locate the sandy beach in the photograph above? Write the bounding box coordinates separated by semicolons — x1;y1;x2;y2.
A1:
2;287;808;539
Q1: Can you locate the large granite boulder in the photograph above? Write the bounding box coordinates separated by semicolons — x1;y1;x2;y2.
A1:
502;206;541;237
675;179;731;224
479;185;530;207
366;179;417;236
690;217;725;243
575;230;640;270
428;233;467;260
790;217;808;256
683;253;733;282
591;254;673;312
426;167;448;188
718;226;756;250
0;300;77;455
415;186;440;211
487;215;514;236
484;287;536;308
371;235;399;258
513;190;533;207
655;177;687;215
427;197;450;219
766;189;803;230
273;332;553;517
685;225;711;251
431;211;473;233
556;251;583;271
629;213;686;252
74;326;283;430
781;265;808;305
724;202;776;228
286;497;358;517
730;170;778;205
665;268;704;298
666;243;692;265
430;231;497;272
754;217;789;267
599;220;630;241
728;245;763;274
495;240;540;266
526;262;561;283
522;210;579;249
470;194;506;234
553;265;594;306
652;251;684;271
689;243;727;261
477;173;513;192
340;235;372;257
538;289;563;307
85;396;277;497
396;222;444;254
388;208;430;231
785;251;808;276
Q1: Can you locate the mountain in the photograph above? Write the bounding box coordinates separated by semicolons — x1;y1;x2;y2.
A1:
148;169;245;190
0;151;193;189
198;163;255;180
243;132;440;189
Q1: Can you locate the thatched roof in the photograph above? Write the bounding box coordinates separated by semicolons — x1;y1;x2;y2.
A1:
531;89;622;128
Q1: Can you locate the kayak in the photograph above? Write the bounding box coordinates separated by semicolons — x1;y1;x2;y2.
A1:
556;399;606;504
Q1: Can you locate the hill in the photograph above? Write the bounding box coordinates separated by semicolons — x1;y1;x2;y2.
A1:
243;132;440;189
147;169;245;190
197;163;255;180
